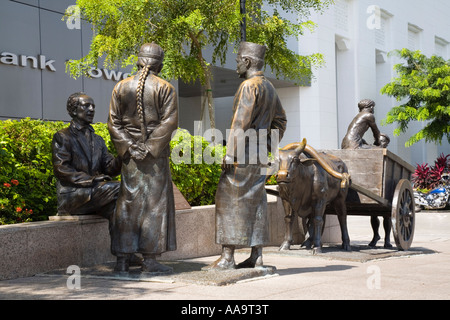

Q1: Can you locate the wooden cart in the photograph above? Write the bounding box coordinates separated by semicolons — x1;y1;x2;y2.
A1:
322;149;416;251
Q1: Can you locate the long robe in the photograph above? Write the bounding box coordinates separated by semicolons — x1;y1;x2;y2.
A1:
108;70;178;256
215;71;287;247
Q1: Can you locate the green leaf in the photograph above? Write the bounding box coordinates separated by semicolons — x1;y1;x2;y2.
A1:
381;48;450;146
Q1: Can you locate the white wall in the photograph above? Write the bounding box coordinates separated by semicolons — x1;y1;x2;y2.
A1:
294;0;450;166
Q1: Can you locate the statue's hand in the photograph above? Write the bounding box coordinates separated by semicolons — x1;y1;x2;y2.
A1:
93;175;112;183
129;144;148;161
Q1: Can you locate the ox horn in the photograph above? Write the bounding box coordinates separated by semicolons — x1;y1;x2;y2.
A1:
303;144;351;189
281;139;351;189
281;138;307;152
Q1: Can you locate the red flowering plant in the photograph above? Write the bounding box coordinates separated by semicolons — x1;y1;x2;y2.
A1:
412;153;450;193
435;154;450;170
0;118;68;224
0;179;34;224
0;118;118;224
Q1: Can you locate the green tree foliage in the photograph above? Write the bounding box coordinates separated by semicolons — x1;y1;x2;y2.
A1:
381;48;450;147
64;0;332;128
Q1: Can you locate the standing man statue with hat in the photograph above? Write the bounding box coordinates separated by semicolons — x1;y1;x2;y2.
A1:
207;41;287;270
108;43;178;274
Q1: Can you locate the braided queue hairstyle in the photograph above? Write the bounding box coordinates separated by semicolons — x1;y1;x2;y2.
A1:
136;64;151;140
136;43;164;141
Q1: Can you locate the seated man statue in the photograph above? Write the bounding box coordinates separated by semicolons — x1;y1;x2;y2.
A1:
52;92;122;219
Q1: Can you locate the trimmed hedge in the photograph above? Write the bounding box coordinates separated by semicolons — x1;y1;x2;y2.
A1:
0;119;226;224
1;119;277;225
1;119;65;224
170;129;224;206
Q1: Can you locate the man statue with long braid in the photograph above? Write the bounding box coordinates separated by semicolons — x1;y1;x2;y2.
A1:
108;43;178;274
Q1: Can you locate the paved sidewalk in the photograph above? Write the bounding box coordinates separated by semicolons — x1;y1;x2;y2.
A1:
1;210;449;302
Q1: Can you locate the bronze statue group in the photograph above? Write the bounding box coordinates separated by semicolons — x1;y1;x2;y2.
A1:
52;41;389;275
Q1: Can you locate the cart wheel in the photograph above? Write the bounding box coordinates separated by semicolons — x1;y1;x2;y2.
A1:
391;179;415;251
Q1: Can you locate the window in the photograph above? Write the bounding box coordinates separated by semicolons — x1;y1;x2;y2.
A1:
334;0;351;34
435;36;449;59
374;9;393;52
408;23;422;51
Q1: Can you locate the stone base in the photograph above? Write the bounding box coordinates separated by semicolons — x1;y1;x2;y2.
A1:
241;244;434;263
0;216;114;281
48;215;104;221
109;267;174;281
38;261;278;286
0;195;332;281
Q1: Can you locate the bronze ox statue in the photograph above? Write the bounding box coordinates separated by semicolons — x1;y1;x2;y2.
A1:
275;139;352;253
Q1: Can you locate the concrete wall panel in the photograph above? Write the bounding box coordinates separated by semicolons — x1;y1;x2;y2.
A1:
40;9;83;121
0;1;42;119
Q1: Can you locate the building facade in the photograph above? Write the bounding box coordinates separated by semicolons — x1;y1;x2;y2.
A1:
293;0;450;165
0;0;134;122
1;0;449;167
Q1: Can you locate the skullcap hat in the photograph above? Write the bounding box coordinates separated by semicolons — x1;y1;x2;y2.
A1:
238;41;266;60
138;43;164;60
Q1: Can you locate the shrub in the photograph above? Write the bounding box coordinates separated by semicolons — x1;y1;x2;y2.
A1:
170;129;225;206
0;119;226;223
0;119;117;224
412;153;450;191
1;119;279;224
412;163;432;191
435;153;450;172
0;119;66;224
